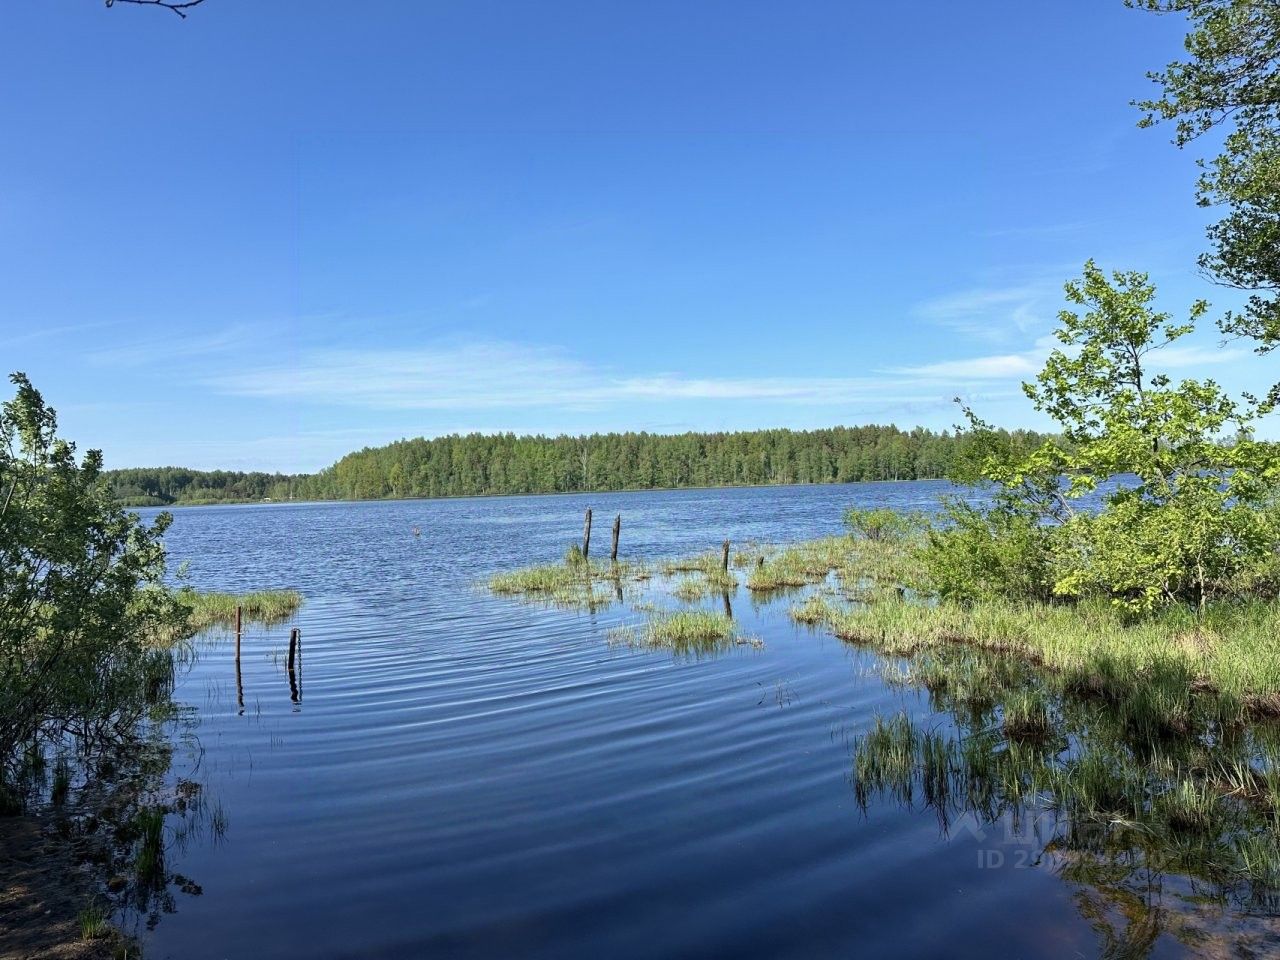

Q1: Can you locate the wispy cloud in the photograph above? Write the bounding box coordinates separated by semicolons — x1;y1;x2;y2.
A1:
88;323;265;367
5;319;126;348
1158;345;1249;369
976;220;1099;240
891;353;1040;380
203;334;1251;417
913;283;1054;344
207;340;958;412
109;330;1258;471
893;336;1245;382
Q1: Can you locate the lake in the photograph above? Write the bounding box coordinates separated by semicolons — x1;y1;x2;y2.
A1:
127;482;1264;958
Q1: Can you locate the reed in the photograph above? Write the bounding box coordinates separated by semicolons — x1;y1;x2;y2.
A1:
850;709;1280;896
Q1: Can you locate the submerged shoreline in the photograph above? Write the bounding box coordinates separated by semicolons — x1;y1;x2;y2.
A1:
0;814;133;960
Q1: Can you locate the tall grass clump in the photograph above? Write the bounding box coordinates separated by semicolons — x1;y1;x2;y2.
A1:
78;901;111;941
489;555;646;610
610;610;758;656
181;588;303;632
747;537;848;591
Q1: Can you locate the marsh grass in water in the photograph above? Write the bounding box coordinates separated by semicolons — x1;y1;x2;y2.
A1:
795;590;1280;728
746;537;846;591
181;589;303;632
488;556;649;610
609;610;761;656
660;552;738;590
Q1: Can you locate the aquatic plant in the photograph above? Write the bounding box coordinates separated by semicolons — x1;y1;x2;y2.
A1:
746;537;848;591
488;557;647;611
609;610;759;656
181;589;304;632
794;591;1280;724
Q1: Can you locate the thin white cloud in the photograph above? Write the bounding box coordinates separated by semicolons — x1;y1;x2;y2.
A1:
203;335;1251;416
913;284;1052;344
894;337;1244;382
206;340;952;411
891;354;1040;380
1159;345;1248;369
88;323;264;367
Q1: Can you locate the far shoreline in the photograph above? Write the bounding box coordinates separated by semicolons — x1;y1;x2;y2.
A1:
122;476;961;511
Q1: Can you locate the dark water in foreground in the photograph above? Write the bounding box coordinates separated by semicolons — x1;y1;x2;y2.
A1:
126;483;1252;959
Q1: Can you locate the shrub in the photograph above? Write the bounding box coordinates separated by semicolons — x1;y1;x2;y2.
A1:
843;507;925;542
919;502;1056;603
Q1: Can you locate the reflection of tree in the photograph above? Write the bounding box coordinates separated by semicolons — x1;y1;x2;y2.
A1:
46;698;223;937
848;646;1280;957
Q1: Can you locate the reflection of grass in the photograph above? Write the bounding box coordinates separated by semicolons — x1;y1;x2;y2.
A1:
133;807;166;887
850;707;1280;898
609;610;760;655
50;757;71;806
183;589;303;631
210;801;230;841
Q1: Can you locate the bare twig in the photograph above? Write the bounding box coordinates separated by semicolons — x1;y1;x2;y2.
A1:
105;0;206;19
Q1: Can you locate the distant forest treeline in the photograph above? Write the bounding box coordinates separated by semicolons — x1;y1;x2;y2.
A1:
105;425;1054;505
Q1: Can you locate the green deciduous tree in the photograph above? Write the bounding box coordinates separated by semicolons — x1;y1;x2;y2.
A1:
0;373;187;781
938;262;1279;613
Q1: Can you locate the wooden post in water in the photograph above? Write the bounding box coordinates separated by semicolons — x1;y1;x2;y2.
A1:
610;514;621;562
582;508;593;559
234;605;242;661
722;539;731;573
288;628;301;704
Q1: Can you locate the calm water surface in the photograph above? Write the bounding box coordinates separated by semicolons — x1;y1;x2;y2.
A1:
131;483;1167;958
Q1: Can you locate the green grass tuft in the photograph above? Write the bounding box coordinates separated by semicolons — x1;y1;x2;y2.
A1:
182;589;303;632
609;610;760;655
79;902;111;941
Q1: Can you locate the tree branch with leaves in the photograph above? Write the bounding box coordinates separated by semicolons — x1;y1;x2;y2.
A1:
1130;0;1280;381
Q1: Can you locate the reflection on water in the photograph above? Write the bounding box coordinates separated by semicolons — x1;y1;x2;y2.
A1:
850;646;1280;956
112;483;1276;959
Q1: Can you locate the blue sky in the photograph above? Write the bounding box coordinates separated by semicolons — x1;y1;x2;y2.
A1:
2;1;1274;471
